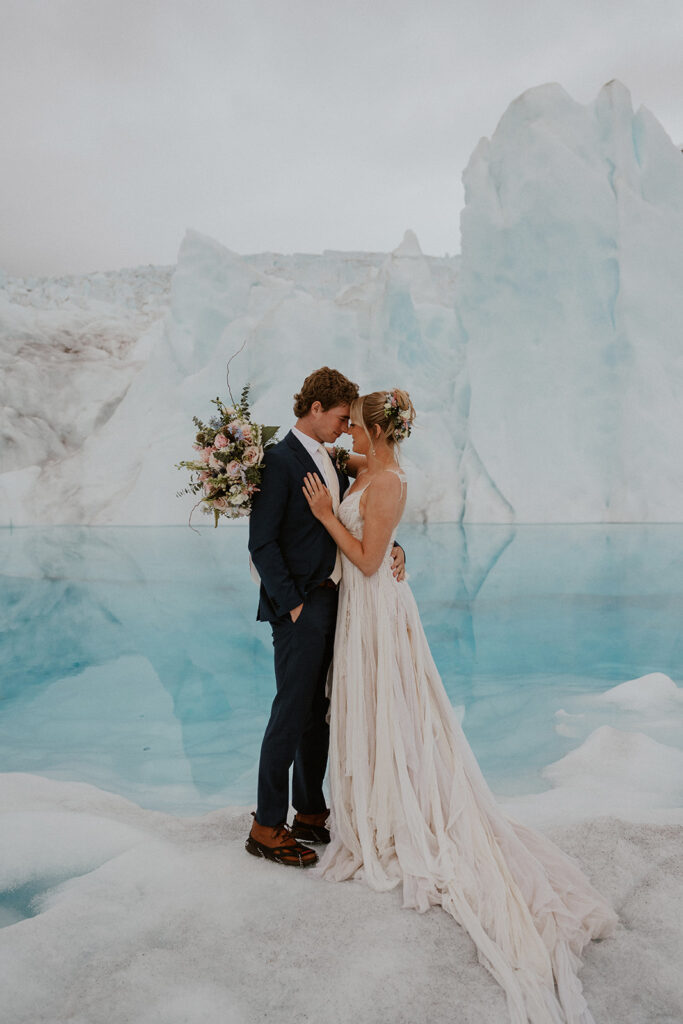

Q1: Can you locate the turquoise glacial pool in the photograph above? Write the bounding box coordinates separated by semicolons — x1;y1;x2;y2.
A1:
2;524;682;814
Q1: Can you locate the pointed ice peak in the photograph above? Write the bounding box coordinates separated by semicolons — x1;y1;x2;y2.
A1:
593;80;636;144
178;228;240;263
175;229;287;293
504;82;577;125
392;230;423;258
378;229;438;304
597;79;634;115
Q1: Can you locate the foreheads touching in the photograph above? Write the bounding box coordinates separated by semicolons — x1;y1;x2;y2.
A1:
293;366;359;419
293;366;359;444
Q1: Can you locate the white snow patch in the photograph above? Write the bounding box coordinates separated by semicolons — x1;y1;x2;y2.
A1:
594;672;683;712
1;773;681;1024
506;725;683;829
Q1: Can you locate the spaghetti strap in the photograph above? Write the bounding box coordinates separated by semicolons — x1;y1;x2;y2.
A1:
366;466;409;497
364;467;406;500
385;466;407;495
345;467;406;501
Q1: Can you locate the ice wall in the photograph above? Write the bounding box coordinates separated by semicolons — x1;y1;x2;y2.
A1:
2;79;683;524
0;231;508;524
459;80;683;521
0;267;172;523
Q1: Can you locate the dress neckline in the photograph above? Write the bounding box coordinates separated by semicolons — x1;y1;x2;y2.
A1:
344;467;405;501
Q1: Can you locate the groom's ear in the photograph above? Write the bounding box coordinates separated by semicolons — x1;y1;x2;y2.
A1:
310;401;323;416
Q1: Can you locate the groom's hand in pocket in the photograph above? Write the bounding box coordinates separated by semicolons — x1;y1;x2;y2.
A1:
290;602;304;623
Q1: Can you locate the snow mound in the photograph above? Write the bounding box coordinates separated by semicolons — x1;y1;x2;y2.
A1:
543;725;683;802
554;673;683;747
505;724;683;829
594;672;683;712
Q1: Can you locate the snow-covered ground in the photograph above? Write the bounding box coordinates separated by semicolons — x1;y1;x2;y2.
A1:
3;80;683;525
3;671;683;1024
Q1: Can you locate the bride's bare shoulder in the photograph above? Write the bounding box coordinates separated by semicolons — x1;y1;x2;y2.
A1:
366;468;405;500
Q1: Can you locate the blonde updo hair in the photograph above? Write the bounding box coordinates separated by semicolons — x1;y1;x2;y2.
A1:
350;389;416;451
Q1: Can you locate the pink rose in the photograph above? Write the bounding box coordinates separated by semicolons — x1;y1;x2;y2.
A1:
214;433;228;449
243;446;262;466
208;453;222;471
199;447;212;464
226;460;241;477
241;425;253;443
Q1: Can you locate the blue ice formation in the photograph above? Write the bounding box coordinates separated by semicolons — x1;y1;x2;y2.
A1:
2;81;683;525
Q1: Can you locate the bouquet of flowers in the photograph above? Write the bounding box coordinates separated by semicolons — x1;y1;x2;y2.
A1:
176;384;279;526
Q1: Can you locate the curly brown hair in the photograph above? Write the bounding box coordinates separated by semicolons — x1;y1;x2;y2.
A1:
293;366;359;418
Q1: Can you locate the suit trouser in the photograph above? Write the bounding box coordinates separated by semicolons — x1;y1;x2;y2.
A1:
256;586;338;827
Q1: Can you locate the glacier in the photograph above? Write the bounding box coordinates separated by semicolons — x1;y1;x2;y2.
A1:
2;78;683;524
460;79;683;522
3;82;683;524
0;233;507;524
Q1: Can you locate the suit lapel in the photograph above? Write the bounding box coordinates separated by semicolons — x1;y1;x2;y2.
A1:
285;430;321;478
285;431;348;497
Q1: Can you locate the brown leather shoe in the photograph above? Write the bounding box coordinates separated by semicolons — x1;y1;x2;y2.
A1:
245;815;318;867
290;809;331;845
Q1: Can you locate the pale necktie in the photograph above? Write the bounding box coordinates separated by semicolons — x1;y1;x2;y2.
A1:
317;444;342;584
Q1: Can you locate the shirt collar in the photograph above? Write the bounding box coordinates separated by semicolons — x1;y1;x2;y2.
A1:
291;425;323;458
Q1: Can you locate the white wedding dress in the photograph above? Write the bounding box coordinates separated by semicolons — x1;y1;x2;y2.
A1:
317;470;617;1024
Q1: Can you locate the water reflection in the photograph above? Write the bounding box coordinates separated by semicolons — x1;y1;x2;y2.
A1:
2;524;682;812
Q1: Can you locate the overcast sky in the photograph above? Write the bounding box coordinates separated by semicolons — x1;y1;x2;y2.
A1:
2;0;682;277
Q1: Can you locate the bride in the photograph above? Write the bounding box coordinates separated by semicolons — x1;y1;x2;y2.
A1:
301;389;617;1024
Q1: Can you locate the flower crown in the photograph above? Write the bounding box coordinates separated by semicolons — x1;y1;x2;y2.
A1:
383;390;412;441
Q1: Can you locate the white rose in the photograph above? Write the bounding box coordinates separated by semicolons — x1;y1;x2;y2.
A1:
243;446;262;466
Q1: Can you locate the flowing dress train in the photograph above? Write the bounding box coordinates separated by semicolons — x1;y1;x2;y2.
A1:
317;471;617;1024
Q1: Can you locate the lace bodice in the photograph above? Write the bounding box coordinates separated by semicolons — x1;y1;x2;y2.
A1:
338;482;366;539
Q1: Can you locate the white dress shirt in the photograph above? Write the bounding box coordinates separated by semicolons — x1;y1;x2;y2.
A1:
291;426;329;478
292;425;342;583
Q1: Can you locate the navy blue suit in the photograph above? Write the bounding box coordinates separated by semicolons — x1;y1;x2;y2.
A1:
248;431;349;826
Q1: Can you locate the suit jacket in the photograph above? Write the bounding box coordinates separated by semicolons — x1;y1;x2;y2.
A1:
248;430;349;623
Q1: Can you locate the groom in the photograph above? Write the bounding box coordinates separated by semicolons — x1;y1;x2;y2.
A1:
246;366;404;867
